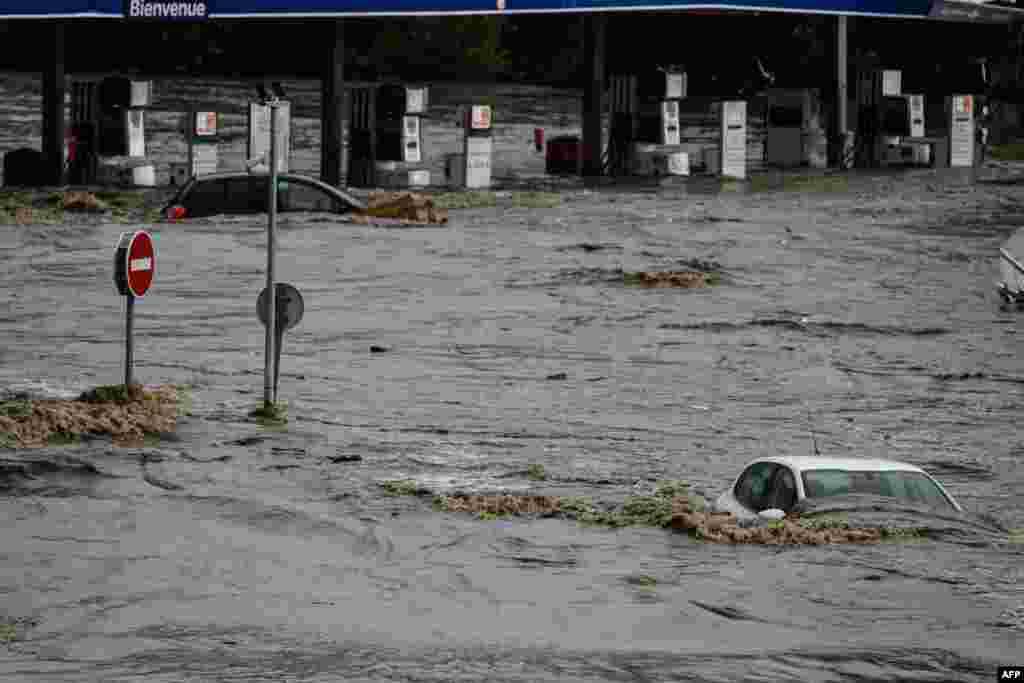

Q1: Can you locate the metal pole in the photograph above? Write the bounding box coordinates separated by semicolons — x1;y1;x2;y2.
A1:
125;294;134;389
264;100;279;409
837;15;849;167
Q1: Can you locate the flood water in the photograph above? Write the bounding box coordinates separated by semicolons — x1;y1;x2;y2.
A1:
2;76;1024;682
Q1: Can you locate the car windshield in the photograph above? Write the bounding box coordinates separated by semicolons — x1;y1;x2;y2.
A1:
801;469;955;510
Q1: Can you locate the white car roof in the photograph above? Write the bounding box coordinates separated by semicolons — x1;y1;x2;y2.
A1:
747;456;927;474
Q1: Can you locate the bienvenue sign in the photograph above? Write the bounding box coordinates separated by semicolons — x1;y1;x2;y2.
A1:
124;0;210;19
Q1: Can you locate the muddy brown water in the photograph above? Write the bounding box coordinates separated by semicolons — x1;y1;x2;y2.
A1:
2;75;1024;682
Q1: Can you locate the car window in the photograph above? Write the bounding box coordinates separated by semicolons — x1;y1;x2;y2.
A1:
182;179;227;216
767;467;798;512
224;177;268;213
892;472;955;509
802;470;851;498
734;462;778;512
279;179;337;213
803;470;955;510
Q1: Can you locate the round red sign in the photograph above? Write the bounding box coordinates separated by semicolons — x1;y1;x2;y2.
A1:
126;231;155;297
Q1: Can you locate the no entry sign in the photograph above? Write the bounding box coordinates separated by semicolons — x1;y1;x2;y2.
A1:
114;230;155;297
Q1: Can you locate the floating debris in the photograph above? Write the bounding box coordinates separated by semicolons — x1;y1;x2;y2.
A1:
60;191;107;213
380;479;432;496
525;464;547;481
353;192;449;225
0;384;182;448
329;453;363;463
623;271;721;288
419;479;933;544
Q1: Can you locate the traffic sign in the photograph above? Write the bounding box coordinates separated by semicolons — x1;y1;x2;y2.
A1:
114;230;155;297
257;283;305;404
257;283;304;332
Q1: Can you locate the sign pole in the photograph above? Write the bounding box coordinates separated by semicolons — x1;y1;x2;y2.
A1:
125;294;134;389
264;99;279;410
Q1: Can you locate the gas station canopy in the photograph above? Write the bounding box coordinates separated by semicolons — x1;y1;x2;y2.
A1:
0;0;969;19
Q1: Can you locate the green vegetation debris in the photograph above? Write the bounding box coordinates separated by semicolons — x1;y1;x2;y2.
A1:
381;479;431;496
0;433;17;449
525;464;547;481
0;623;17;643
0;400;32;418
431;191;498;209
79;384;139;404
795;514;851;531
879;526;926;540
175;385;194;417
1009;529;1024;544
626;574;658;588
45;431;79;446
249;402;288;426
990;143;1024;162
750;173;849;194
429;190;561;210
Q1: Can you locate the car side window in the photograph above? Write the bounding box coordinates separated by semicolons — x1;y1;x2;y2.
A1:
183;179;227;215
280;180;337;212
224;177;268;213
734;462;779;512
767;467;798;512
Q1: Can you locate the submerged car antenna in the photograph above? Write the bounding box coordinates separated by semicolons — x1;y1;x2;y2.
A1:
806;407;822;457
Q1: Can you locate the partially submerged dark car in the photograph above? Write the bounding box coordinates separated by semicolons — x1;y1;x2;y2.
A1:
162;171;366;220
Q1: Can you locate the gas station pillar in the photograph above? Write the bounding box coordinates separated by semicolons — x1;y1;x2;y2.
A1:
42;21;66;186
321;20;346;187
582;13;607;179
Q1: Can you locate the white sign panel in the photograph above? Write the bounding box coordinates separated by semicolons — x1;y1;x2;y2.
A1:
195;111;217;137
464;135;492;189
665;72;686;99
720;100;747;179
949;95;974;168
402;115;422;164
126;109;145;158
470;105;492;130
248;102;291;173
130;81;152;108
190;142;218;176
405;87;428;115
905;94;925;138
661;100;680;146
882;70;901;97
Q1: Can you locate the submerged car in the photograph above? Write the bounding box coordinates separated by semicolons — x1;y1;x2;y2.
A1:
162;171;366;220
714;456;962;519
998;227;1024;305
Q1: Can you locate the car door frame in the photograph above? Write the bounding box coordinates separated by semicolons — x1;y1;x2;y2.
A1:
733;461;780;514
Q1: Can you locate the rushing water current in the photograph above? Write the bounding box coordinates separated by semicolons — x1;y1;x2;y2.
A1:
3;78;1024;682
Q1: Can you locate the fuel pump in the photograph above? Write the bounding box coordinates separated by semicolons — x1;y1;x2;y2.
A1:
948;94;975;167
716;100;747;179
374;83;429;187
628;68;688;177
174;107;221;185
462;105;493;189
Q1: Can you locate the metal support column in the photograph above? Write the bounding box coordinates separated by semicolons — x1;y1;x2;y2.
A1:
42;21;66;186
582;13;607;179
321;20;346;187
836;15;849;168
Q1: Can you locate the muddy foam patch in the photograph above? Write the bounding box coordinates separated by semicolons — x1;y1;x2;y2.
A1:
382;480;962;544
0;383;185;448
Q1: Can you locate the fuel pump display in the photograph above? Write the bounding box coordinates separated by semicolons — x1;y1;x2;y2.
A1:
463;105;493;190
